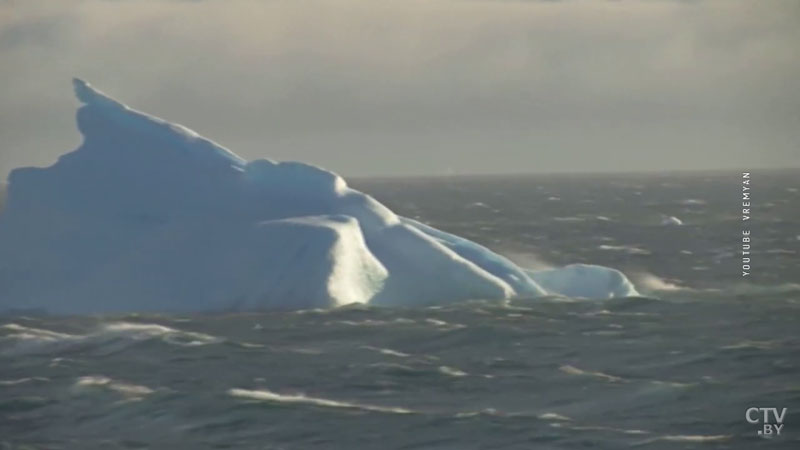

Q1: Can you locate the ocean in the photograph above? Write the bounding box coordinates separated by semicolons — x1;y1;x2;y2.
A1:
1;171;798;449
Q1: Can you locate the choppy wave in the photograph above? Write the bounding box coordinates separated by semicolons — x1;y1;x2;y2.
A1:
1;293;796;449
0;321;220;356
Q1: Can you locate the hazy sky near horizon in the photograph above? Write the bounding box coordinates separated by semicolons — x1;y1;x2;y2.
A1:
1;0;798;178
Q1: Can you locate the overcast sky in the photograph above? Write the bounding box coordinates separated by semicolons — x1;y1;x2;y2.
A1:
0;0;798;178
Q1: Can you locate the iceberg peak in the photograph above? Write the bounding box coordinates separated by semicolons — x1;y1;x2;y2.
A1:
73;78;116;107
71;79;247;167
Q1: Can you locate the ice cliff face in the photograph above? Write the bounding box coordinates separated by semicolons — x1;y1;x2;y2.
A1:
0;80;637;314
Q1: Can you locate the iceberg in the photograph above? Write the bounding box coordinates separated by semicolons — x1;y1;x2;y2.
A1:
0;80;638;314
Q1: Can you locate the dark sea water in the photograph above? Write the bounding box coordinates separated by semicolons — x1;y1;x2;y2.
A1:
2;171;799;449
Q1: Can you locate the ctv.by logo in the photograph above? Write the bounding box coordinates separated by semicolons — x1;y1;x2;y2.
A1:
746;407;787;437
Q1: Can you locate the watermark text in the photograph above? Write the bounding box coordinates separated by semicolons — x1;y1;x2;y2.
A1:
742;172;751;277
746;407;786;437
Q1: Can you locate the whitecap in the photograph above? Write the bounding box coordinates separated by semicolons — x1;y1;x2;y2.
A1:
643;434;731;443
228;388;414;414
424;318;466;329
361;346;410;358
1;323;75;341
0;323;81;356
721;340;780;350
559;365;624;383
97;322;220;347
631;272;689;293
765;249;795;255
649;380;694;388
537;412;572;421
72;375;154;398
438;366;468;377
0;377;49;386
597;245;651;255
237;342;265;349
0;322;220;356
454;408;525;418
550;423;649;435
287;347;323;355
332;318;416;327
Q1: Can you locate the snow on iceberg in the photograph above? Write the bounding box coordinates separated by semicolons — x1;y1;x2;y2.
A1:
0;80;638;314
